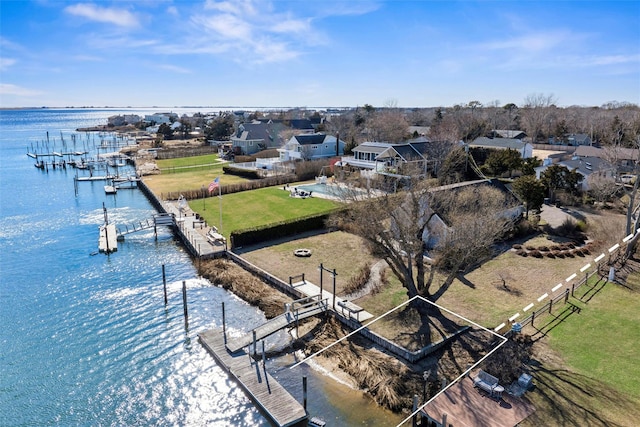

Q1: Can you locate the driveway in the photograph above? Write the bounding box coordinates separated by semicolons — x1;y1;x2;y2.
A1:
540;204;587;228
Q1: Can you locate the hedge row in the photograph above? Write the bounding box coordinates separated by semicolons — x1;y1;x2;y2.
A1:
229;211;341;249
164;174;298;200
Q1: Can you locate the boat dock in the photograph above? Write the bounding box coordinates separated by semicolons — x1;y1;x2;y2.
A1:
199;329;308;427
162;199;224;259
225;295;328;353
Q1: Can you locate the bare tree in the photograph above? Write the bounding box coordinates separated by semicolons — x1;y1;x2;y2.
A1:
521;93;557;142
330;177;520;304
587;173;619;206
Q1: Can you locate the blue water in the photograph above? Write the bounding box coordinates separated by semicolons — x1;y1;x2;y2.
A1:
0;109;403;427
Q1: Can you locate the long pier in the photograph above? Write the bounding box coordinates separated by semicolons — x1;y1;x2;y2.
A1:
199;329;308;427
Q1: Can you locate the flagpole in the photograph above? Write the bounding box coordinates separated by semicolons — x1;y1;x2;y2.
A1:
218;182;222;233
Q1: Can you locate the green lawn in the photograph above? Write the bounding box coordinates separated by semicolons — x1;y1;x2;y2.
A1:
156;153;221;170
189;186;341;238
547;281;640;399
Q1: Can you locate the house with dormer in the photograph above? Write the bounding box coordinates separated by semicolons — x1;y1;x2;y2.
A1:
230;121;283;155
278;133;345;161
337;138;436;176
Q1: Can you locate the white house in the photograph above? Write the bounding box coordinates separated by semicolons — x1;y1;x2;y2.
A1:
278;133;345;161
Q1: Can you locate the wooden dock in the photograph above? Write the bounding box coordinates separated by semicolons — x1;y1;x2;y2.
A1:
225;296;327;353
199;329;308;427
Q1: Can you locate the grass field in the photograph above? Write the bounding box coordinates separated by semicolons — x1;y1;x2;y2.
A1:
190;186;340;239
156;153;221;169
520;276;640;426
547;282;640;399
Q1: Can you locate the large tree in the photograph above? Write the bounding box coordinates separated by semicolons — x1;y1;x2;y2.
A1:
540;164;583;202
330;177;520;303
512;175;546;217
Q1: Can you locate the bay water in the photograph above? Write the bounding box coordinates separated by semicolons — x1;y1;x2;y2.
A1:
0;109;402;426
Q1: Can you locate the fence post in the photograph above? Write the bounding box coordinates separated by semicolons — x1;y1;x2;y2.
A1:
548;299;553;313
564;289;569;304
531;311;535;328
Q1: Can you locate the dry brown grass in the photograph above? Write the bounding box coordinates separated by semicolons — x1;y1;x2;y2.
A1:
239;231;379;296
197;258;292;318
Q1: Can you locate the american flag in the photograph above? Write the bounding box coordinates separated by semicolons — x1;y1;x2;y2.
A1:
208;177;220;194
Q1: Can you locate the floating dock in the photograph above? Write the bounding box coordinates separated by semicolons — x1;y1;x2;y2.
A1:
98;223;117;253
199;329;308;427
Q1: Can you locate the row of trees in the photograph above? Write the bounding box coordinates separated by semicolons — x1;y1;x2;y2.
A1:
323;95;639;148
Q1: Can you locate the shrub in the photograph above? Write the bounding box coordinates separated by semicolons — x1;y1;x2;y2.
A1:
344;263;371;295
530;250;543;258
565;251;575;258
546;252;556;258
554;251;565;258
538;246;550;252
575;249;585;257
526;245;536;251
512;244;523;250
516;249;527;257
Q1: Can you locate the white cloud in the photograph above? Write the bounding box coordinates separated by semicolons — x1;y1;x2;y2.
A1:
204;0;259;16
271;17;311;34
167;6;179;17
157;64;191;74
479;30;578;53
0;83;43;97
64;3;140;28
196;13;253;41
0;57;17;71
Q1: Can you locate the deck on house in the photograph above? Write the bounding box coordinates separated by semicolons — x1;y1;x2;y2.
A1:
422;376;535;427
199;329;308;427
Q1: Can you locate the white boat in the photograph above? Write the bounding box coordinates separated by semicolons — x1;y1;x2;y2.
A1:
104;185;117;194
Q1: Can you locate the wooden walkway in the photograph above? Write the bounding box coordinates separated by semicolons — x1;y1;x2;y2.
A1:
163;200;223;259
225;296;327;353
199;329;308;427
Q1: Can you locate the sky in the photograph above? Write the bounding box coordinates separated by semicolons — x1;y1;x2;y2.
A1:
1;0;639;109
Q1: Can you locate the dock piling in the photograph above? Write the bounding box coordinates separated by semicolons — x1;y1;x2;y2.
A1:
162;264;168;306
303;376;308;411
222;302;226;343
182;280;189;329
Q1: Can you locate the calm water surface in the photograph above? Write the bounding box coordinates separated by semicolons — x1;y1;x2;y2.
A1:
0;108;402;426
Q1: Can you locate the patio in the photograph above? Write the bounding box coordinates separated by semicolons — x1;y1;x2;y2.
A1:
421;376;535;427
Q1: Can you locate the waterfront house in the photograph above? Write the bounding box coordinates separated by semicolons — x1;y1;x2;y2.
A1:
278;133;345;161
338;139;435;176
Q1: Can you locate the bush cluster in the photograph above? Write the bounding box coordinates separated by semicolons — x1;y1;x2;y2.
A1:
513;240;593;259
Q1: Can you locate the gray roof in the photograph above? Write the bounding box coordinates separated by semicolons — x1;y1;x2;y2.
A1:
560;157;613;176
470;137;528;150
294;133;327;145
352;142;393;155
